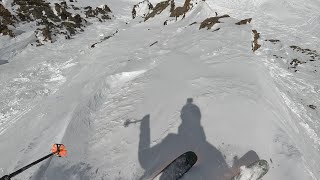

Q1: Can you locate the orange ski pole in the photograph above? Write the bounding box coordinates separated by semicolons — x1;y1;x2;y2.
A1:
0;144;67;180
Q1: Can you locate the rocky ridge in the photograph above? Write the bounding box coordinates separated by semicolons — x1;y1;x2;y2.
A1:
0;0;112;45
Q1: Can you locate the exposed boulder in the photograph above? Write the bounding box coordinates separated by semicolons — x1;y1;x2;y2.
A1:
0;4;16;36
140;0;203;23
199;15;230;30
170;0;200;19
54;3;72;21
290;45;319;58
84;5;112;21
235;18;252;25
289;58;305;69
144;0;173;21
252;30;261;52
288;45;319;71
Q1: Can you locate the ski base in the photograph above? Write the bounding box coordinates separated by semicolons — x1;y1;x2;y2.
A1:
153;151;197;180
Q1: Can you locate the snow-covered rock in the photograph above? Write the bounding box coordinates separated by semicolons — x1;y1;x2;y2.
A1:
132;0;153;19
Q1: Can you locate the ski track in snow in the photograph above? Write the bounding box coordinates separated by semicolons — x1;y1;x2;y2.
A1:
0;0;320;179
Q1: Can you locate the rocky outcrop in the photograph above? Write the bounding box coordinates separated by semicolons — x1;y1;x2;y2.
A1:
0;4;16;36
132;0;153;19
235;18;252;25
289;58;305;69
290;45;319;59
0;0;112;46
252;30;261;52
288;45;319;71
169;0;203;19
199;15;230;30
144;0;173;21
169;0;191;19
12;0;87;44
84;5;112;21
138;0;204;24
132;0;267;54
142;0;203;22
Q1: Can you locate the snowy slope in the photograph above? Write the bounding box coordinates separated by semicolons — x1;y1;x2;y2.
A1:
0;0;320;180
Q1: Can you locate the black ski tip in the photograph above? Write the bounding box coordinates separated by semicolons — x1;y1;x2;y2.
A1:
154;151;198;180
183;151;197;165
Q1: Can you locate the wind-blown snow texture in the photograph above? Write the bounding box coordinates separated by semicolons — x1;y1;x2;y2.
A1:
0;0;320;179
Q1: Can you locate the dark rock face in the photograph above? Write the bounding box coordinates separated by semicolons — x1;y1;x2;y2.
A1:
169;0;191;19
169;0;201;19
0;4;16;36
84;5;112;20
289;58;305;69
286;45;319;72
235;18;252;25
132;0;153;19
144;0;172;21
199;15;230;30
252;30;261;52
290;45;319;59
142;0;203;22
11;0;88;44
0;0;112;45
134;0;262;53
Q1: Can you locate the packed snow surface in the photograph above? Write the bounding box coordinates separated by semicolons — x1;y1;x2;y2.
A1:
0;0;320;180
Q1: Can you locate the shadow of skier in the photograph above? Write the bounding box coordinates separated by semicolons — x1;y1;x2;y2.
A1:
138;98;259;180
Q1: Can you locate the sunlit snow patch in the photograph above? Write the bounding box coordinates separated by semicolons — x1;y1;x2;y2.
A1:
300;122;320;149
106;70;146;89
